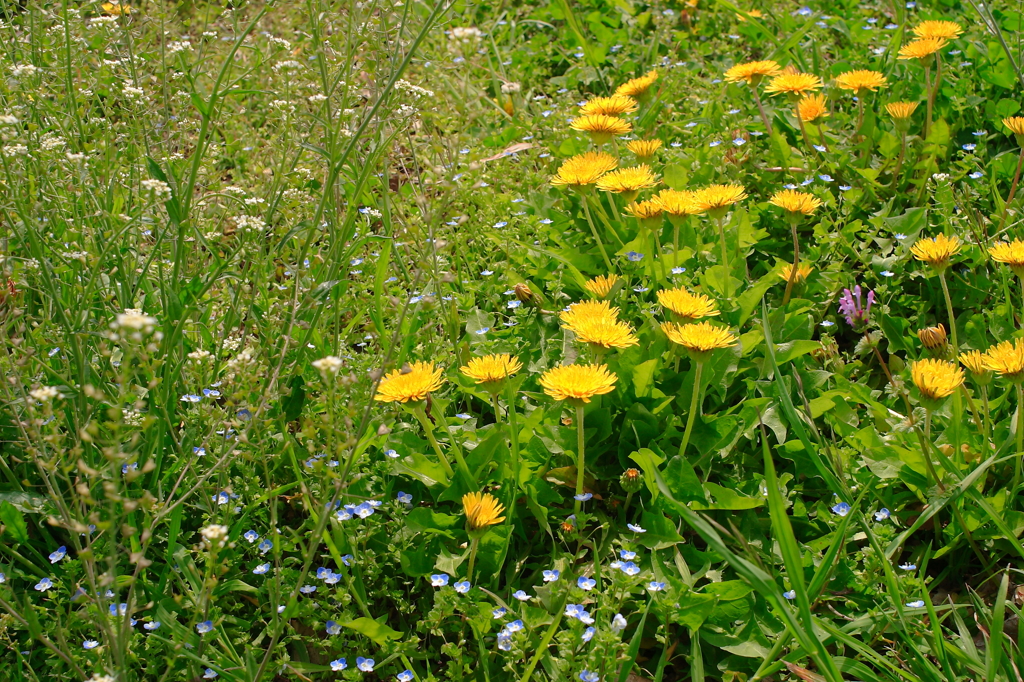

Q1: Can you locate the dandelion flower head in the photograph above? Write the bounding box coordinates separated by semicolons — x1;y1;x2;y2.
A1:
661;321;738;356
566;317;640;350
1003;117;1024;137
990;239;1024;277
625;139;663;159
569;114;632;143
657;287;720;320
898;37;948;60
583;274;620;300
690;184;747;213
765;72;823;97
885;101;919;120
834;70;887;93
911;359;964;401
460;354;523;384
374;361;443;403
579;95;639;117
910;234;961;269
595;165;659;195
724;60;781;84
778;263;813;283
983;339;1024;382
769;189;822;216
551;152;617;188
560;300;619;327
539;364;618;403
615;70;658;98
797;94;829;122
912;20;962;40
462;492;506;531
624;199;664;221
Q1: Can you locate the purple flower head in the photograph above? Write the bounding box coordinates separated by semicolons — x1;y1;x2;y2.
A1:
838;285;875;329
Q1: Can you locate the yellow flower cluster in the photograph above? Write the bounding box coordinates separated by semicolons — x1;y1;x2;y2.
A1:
560;300;638;350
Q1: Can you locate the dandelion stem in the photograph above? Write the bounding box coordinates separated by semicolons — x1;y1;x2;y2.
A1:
467;537;480;584
998;147;1024;233
921;410;944;492
491;392;502;426
923;64;932;140
892;130;907;189
581;193;614;271
574;404;586;515
782;221;800;306
413;404;455;479
715;215;731;297
1015;384;1024;491
938;270;959;353
751;86;773;135
678;361;705;459
930;55;943;137
982;384;992;449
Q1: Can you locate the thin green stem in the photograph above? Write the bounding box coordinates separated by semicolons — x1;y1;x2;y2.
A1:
715;215;731;297
982;384;992;449
491;392;502;426
678;361;705;458
581;193;614;271
413;405;455;478
938;270;959;354
998;147;1024;233
923;63;932;140
1015;384;1024;492
467;537;480;584
891;130;907;188
574;404;586;515
782;220;800;306
920;410;944;493
751;86;773;135
507;382;521;493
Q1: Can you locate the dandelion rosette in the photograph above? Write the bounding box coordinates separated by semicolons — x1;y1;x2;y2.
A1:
989;239;1024;277
373;361;444;403
983;339;1024;383
765;72;823;98
579;95;638;117
797;94;829;123
912;20;963;40
624;139;663;160
657;287;720;321
614;70;658;99
723;60;782;85
910;234;961;270
583;274;620;300
462;492;506;532
550;151;617;189
539;364;618;404
834;70;887;93
897;37;948;61
661;321;738;361
460;354;523;386
569;114;632;144
838;285;875;329
911;358;964;404
769;189;822;217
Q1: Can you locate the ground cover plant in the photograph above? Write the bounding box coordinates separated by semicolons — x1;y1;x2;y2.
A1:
4;0;1024;680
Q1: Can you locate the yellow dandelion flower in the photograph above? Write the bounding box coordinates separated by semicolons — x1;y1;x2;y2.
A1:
624;199;664;222
560;300;619;327
765;72;824;97
1003;117;1024;139
539;363;618;403
102;2;132;15
580;95;639;117
917;324;948;351
662;321;738;359
460;354;523;385
584;274;620;300
690;184;747;214
462;491;506;531
990;239;1024;277
736;9;764;21
550;151;617;189
834;70;888;93
959;350;992;386
984;339;1024;382
723;60;782;85
797;94;830;122
911;358;964;401
769;189;822;216
565;317;639;350
595;165;659;200
778;263;813;283
374;361;444;403
910;234;961;269
898;37;948;61
657;287;720;321
615;70;658;99
912;20;963;40
653;189;700;218
886;101;919;120
625;139;663;160
569;114;633;144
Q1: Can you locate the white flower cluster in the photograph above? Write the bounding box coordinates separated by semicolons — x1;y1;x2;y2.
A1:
10;64;39;78
29;386;61;402
233;215;267;233
312;355;344;375
273;60;302;72
450;27;483;42
40;134;65;151
395;79;434;98
188;349;212;362
200;524;230;548
167;40;192;54
501;82;521;94
115;309;158;332
269;100;296;114
88;15;119;27
141;179;172;198
123;85;146;102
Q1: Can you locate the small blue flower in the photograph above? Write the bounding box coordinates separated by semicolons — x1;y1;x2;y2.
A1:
506;619;524;632
196;620;214;634
299;585;317;594
797;6;812;16
671;267;686;274
969;171;984;179
492;607;507;618
906;600;925;608
973;130;986;137
574;493;593;502
431;574;450;587
895;233;907;240
397;491;413;504
109;603;127;616
398;670;415;682
783;590;796;600
34;577;53;592
609;560;623;570
354;502;374;519
122;462;138;474
647;581;666;592
633;286;649;293
626;252;644;262
582;626;596;642
708;140;722;148
456;413;472;419
821;320;835;327
331;659;347;671
341;555;354;566
326;620;341;635
454;580;471;593
243;530;259;543
539;218;553;225
212;492;230;505
874;508;890;521
481;270;494;276
620;562;641;576
627;523;646;533
578;576;597;591
144;621;161;631
963;143;976;151
880;270;894;277
543;569;560;582
258;539;273;554
831;502;851;517
839;185;852;191
254;563;269;577
180;394;201;403
899;563;917;571
493;221;508;228
203;388;220;398
819;174;833;182
475;327;490;335
49;546;67;563
800;177;814;186
83;640;99;649
203;669;218;679
507;300;522;309
512;589;530;601
732;138;746;146
620;549;636;560
385;449;399;458
580;670;600;682
357;657;375;672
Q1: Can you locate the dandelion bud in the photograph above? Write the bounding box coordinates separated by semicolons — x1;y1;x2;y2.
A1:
514;283;535;305
917;324;948;357
620;468;643;494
